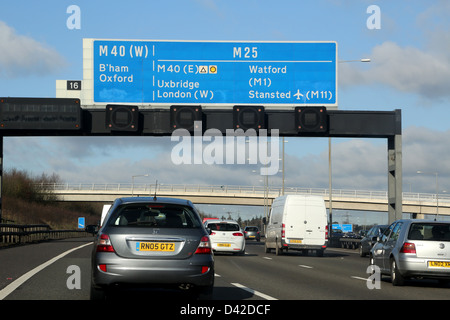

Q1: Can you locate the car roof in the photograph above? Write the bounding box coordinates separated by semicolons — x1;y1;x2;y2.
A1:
394;219;450;224
205;219;238;224
115;196;194;206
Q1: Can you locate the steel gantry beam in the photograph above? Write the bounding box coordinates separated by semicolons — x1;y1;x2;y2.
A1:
0;98;402;223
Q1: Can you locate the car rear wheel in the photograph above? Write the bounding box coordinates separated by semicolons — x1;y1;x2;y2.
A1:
275;240;282;256
90;283;107;300
316;249;324;257
196;284;214;300
359;245;366;257
264;241;271;253
390;258;405;286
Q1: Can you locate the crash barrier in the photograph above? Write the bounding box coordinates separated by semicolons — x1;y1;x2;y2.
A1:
0;223;89;247
328;237;361;249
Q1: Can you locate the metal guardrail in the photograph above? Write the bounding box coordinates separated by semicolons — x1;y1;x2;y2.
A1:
37;183;450;203
0;223;90;247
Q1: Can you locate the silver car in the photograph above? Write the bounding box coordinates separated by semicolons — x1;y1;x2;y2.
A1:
244;226;261;242
90;197;214;299
359;225;388;257
369;219;450;286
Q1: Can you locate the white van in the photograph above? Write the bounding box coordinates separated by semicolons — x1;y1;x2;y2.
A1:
264;195;328;256
100;204;112;226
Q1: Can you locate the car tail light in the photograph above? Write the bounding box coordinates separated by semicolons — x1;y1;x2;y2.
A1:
195;236;212;254
400;242;416;254
233;232;243;237
325;225;329;239
96;234;115;253
201;266;210;274
281;223;286;239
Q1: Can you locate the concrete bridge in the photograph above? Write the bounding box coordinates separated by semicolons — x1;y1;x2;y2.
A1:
41;183;450;218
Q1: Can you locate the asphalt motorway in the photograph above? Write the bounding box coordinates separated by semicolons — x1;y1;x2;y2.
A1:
1;237;450;301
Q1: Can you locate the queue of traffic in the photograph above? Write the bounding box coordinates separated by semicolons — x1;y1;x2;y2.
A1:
89;194;450;300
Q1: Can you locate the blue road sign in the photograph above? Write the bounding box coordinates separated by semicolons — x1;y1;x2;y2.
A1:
78;217;85;229
92;40;337;107
332;224;353;233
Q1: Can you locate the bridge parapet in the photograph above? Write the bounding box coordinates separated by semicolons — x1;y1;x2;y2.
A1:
39;183;450;216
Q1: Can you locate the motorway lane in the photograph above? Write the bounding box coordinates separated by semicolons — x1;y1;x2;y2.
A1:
0;237;257;300
214;241;374;300
215;240;450;300
0;238;94;300
0;237;95;292
1;237;450;300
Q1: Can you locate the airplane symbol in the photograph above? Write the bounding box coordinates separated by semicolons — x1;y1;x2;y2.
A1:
294;90;303;100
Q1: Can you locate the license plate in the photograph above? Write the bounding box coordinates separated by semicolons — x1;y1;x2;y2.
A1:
217;243;231;247
428;261;450;268
249;235;255;238
136;242;175;252
290;239;302;244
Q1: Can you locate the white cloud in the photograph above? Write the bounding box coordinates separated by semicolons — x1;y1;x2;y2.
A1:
4;127;450;195
340;41;450;100
0;21;67;78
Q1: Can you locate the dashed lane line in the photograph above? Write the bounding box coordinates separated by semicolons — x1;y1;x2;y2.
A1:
231;282;278;300
351;276;369;281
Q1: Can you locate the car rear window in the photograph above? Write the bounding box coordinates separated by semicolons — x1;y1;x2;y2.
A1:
408;223;450;241
246;227;259;232
107;203;202;228
208;223;240;232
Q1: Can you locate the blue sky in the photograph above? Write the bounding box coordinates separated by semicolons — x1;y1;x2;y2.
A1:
1;1;450;223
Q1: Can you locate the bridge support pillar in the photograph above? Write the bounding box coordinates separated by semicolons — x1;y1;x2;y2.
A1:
412;213;425;219
388;133;402;223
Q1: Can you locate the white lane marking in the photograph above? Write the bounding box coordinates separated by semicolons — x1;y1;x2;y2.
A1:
231;282;278;300
351;276;369;281
0;242;92;300
263;257;272;260
298;265;313;269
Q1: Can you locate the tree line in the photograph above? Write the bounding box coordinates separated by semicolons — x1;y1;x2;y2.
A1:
2;169;101;228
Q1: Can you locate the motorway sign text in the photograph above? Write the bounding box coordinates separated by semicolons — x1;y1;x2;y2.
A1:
92;39;337;107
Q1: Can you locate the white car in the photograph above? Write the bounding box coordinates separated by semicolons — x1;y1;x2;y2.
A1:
205;220;245;254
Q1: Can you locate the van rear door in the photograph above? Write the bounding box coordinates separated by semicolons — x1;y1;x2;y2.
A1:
284;196;326;246
302;198;327;246
284;197;306;244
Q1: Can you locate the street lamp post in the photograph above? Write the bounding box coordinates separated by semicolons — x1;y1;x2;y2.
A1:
330;58;371;229
338;59;371;63
132;174;149;196
416;171;439;220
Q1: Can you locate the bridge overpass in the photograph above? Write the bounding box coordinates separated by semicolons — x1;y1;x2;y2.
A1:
41;183;450;218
